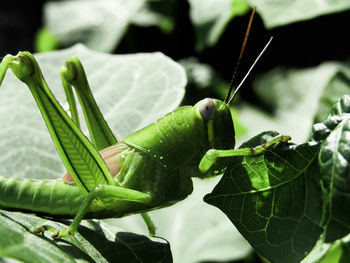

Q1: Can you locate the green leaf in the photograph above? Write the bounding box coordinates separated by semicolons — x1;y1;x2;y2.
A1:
317;96;350;242
330;94;350;116
206;96;350;262
0;209;172;263
319;120;350;240
188;0;250;51
0;211;75;263
205;133;323;263
246;0;350;28
107;177;252;263
311;95;350;142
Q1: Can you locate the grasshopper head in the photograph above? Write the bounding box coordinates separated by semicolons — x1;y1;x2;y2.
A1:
194;98;235;177
195;98;236;150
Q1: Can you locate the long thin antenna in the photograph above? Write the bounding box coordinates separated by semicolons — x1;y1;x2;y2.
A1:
228;36;273;105
224;7;256;104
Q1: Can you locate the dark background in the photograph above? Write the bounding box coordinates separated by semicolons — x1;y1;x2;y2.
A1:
1;1;350;104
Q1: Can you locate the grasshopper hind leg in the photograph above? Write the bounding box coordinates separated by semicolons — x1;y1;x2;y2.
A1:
34;185;153;238
60;58;157;236
60;57;118;150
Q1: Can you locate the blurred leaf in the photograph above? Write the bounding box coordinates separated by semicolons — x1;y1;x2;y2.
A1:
0;210;172;262
246;0;350;28
238;62;350;145
180;58;217;90
179;57;229;105
35;27;58;53
108;178;252;263
43;0;178;52
188;0;250;51
43;0;145;52
131;0;176;33
0;257;23;263
230;107;247;138
314;71;350;123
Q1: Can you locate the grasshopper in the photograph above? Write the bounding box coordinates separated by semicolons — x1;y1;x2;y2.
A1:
0;11;290;239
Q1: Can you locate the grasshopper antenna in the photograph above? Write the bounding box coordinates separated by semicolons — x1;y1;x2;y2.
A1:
228;36;273;105
224;7;256;104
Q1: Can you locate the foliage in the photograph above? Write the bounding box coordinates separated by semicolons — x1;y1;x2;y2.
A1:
1;0;350;262
40;0;250;53
0;210;171;263
246;0;350;28
206;94;350;262
39;0;350;52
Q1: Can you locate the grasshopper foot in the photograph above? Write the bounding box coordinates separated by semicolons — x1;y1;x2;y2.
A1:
51;229;71;239
34;225;71;239
280;135;292;143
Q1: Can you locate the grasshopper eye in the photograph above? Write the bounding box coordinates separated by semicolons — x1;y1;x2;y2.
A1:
199;98;215;121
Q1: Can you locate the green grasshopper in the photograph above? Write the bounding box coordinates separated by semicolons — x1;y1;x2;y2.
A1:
0;16;290;240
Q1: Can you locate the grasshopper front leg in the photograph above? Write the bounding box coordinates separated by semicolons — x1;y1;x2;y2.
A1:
0;52;155;237
199;135;292;174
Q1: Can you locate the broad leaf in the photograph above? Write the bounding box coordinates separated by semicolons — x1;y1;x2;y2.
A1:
316;96;350;242
42;0;251;52
205;132;323;263
43;0;145;52
41;0;177;52
246;0;350;28
206;96;350;262
0;210;172;263
101;179;252;263
314;71;350;123
238;62;350;144
319;118;350;241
